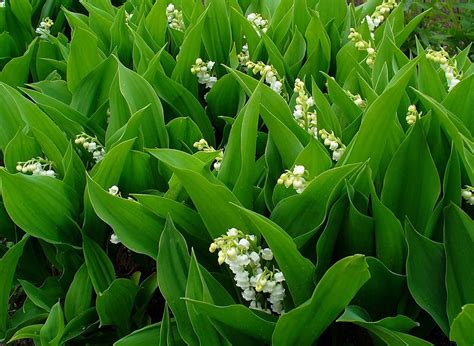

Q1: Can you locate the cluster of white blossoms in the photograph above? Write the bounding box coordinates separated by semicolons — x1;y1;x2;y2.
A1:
193;138;224;171
210;228;286;314
16;157;56;178
36;17;54;39
238;43;250;69
406;104;421;126
461;186;474;205
75;133;106;163
246;13;268;36
348;28;376;67
0;1;5;8
293;79;318;138
191;58;217;89
277;165;307;194
345;90;367;109
245;61;283;94
166;3;185;32
319;129;346;161
426;48;462;92
365;0;398;36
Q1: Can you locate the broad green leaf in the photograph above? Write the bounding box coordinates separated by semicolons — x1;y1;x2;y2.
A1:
40;301;64;346
144;60;214;145
67;27;103;92
202;0;232;74
272;255;370;345
271;163;361;238
218;83;261;208
381;122;440;233
353;257;406;319
337;306;431;346
171;7;209;96
7;324;42;344
133;194;208;244
3;128;41;174
405;221;449;335
341;58;419;176
444;204;474;324
370;176;406;274
83;235;115;294
226;67;307;166
87;175;164;258
60;308;98;344
148;149;247;238
0;39;35;87
157;216;198;345
185;251;227;345
109;61;168;149
64;263;93;322
185;299;276;343
0;236;28;340
1;170;81;246
115;323;162;346
96;278;138;335
450;304;474;346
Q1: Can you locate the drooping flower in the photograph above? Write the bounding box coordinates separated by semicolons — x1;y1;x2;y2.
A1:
16;157;56;178
245;61;284;95
319;129;346;162
461;186;474;206
191;58;218;89
277;165;308;194
292;79;318;138
426;48;462;92
75;133;106;163
246;13;268;36
166;3;185;31
36;17;54;39
193;138;224;171
406;104;422;126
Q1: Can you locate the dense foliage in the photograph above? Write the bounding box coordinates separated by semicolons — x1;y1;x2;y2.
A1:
0;0;473;345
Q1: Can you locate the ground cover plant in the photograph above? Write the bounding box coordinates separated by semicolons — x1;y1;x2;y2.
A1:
0;0;473;344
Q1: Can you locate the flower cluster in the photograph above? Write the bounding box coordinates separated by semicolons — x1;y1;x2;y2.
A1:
348;28;376;67
319;129;346;161
365;0;398;34
193;139;224;171
191;58;217;89
16;158;56;178
406;105;421;126
246;13;268;36
166;3;185;32
238;43;250;69
426;48;462;92
462;186;474;206
0;1;5;8
293;79;318;138
36;17;54;39
345;90;367;109
245;61;283;94
75;133;106;163
210;228;286;314
277;165;307;194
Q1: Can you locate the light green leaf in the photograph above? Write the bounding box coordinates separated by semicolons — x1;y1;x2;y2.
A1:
0;236;28;340
0;170;81;246
87;175;164;258
272;255;370;345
